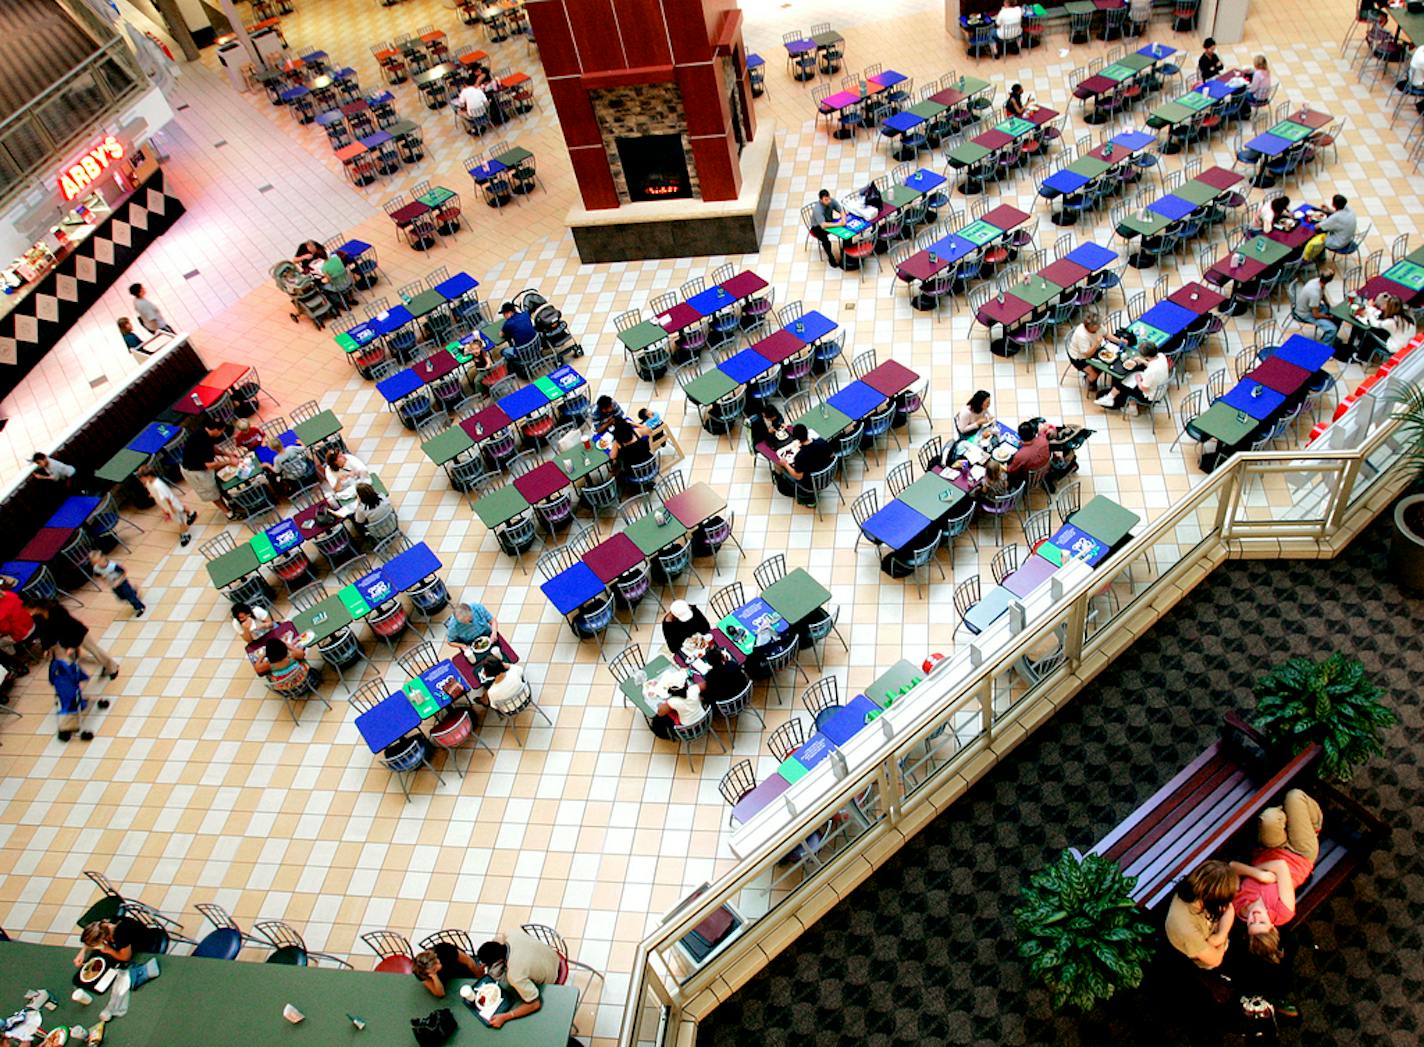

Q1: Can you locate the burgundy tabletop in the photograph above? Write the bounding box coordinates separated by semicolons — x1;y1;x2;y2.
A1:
18;528;72;563
1205;254;1267;286
247;620;299;660
896;251;949;283
664;482;726;528
1290;108;1332;130
341;100;371;116
931;86;968;106
981;204;1030;229
974;129;1014;150
1075;74;1117;99
976;294;1035;328
291;501;342;540
1094;0;1125;8
1037;259;1092;287
1268;224;1315;250
1087;141;1136;162
861;359;920;397
1025;105;1059;126
1360;275;1419;304
656;302;702;333
461;403;512;439
720;271;768;299
1247;356;1313;396
415;349;460;383
1194;166;1242;190
582;533;644;583
512;461;570;503
1168;282;1227;313
389;201;430;224
710;627;748;665
756;328;806;364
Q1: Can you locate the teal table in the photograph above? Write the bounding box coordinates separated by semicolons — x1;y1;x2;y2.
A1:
0;939;577;1046
206;545;261;589
620;654;672;717
96;448;150;484
898;473;965;518
863;658;922;707
617;320;668;352
292;594;355;641
474;485;531;528
422;425;475;465
683;369;739;406
794;403;852;439
1192;401;1259;445
553;444;610;482
624;511;687;555
292;410;342;446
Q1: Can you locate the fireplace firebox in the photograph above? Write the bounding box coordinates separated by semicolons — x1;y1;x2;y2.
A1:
615;134;693;202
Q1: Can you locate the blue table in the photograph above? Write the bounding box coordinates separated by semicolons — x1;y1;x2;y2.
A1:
544;365;586;396
720;348;775;384
1219;381;1286;419
376;369;423;403
883;111;924;133
746;53;764;69
1065;242;1118;271
542;562;605;616
468;159;508;182
904;168;946;193
796;694;883;767
355;692;421;753
254;430;299;465
1045;522;1110;564
874;70;908;88
687;285;737;316
300;50;328;63
1148;194;1196;221
1138;300;1199;337
344;320;378;346
827;380;887;420
1111;130;1157;151
316;110;345;128
1198;79;1237;100
128;422;181;454
359;130;394;149
1137;42;1176;59
1043;169;1090;195
1273;334;1333;372
862;501;931;549
434;272;479;300
46;496;100;530
370;305;414;336
1245;132;1293;156
928;234;978;264
498;383;550;420
279;86;309;104
0;561;39;587
789;310;837;343
334;238;372;259
382;541;442;592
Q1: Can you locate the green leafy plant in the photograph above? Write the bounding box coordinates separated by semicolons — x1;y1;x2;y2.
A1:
1014;850;1154;1012
1253;654;1397;782
1385;380;1424;483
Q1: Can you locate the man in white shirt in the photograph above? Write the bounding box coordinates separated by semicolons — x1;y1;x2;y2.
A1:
1097;341;1169;411
128;283;173;333
458;78;489;122
1317;194;1358;254
1409;43;1424;88
1293;266;1338;342
994;1;1023;58
1066;312;1123;392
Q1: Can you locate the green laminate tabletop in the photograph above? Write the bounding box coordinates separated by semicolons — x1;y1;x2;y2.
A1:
1149;101;1193;125
96;447;150;484
1099;63;1135;82
620;654;673;717
864;658;922;707
553;444;611;482
1241;236;1291;266
885;184;921;208
0;939;577;1047
495;146;533;166
473;484;531;528
480;318;506;346
292;410;342;445
1066;155;1110;178
683;369;740;406
907;99;947;119
406;288;446;318
1118;52;1154;71
292;593;355;641
948;141;991;167
1405;244;1424;266
422;425;476;465
1176;90;1215;112
1192;400;1260;445
1118;211;1172;238
1174;180;1221;206
1008;276;1064;308
897;472;966;518
415;185;456;208
1070;494;1141;546
761;568;832;624
617;320;668;352
1064;1;1096;11
624;510;688;555
206;545;261;589
795;402;853;439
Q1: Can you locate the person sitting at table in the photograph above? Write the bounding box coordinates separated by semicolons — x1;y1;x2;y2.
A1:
499;300;539;348
773;424;835;502
1248;54;1272;104
351;482;397;535
76;916;163;1015
485;660;526;708
698;646;749;707
471;930;563;1028
807;189;845;269
181;416;242;520
1008;420;1053;486
1344;292;1417;363
1066;313;1120;392
1250;194;1287;235
231;602;276;644
233;417;265;452
253;636;322;691
319;250;353;307
662;600;711;654
651;677;709;739
323;449;370;505
1410;37;1424;90
992;0;1023;58
446;600;498;652
1004;82;1028;118
976;452;1012;502
293;240;327;269
747;402;786;448
954;390;996;436
472;63;494;89
1197;37;1224;83
591;395;623;433
457;73;489;122
413;941;483;998
265;434;317;491
607;416;654;470
30;451;78;489
1292;266;1339;342
1317;194;1358;255
1097;340;1170;412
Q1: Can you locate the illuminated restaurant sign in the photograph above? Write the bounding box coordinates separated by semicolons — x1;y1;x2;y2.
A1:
58;135;125;201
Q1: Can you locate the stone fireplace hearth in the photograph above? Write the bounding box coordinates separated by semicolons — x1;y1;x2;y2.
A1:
591;83;700;204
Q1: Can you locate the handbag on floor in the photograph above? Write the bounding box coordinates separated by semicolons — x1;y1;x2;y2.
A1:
410;1007;458;1046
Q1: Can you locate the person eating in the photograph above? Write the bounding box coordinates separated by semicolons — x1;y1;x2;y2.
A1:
662;600;711;653
773;424;835;502
470;931;563;1028
954;390;996;436
446;600;498;652
1096;340;1169;412
413;941;483;998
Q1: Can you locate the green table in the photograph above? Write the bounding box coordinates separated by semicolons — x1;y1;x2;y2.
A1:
1064;1;1095;12
1118;52;1154;72
624;510;688;555
1267;120;1313;142
995;116;1036;137
885;184;920;208
620;654;672;717
864;658;922;707
683;369;739;406
761;568;832;624
1191;401;1259;446
1405;244;1424;266
292;410;342;446
292;593;355;642
947;141;991;168
0;939;577;1046
206;545;261;589
956;75;990;97
218;460;266;493
1176;90;1214;112
1126;320;1171;346
422;425;475;465
1008;276;1063;308
1118;211;1171;239
494;146;533;166
533;374;569;401
553;444;610;482
957;219;1000;245
811;29;844;46
1174;180;1221;206
1240;236;1290;267
480;318;507;346
96;447;150;484
795;402;852;439
907;99;947;119
1382;259;1424;291
1071;495;1141;546
406;288;446;318
1066;155;1110;178
1100;63;1134;82
415;185;456;207
898;472;965;518
617;320;668;352
1149;101;1194;126
474;485;531;528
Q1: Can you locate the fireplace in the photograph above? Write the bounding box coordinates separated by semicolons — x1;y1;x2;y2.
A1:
616;134;693;203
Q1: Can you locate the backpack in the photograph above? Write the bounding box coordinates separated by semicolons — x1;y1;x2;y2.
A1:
410;1007;457;1046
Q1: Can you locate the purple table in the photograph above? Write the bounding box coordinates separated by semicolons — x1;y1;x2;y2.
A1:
513;461;570;503
1001;555;1059;598
663;483;725;527
732;773;792;823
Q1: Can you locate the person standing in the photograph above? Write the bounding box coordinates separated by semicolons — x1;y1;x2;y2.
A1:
50;645;104;741
180;415;240;520
26;599;120;679
137;464;197;548
471;930;563;1028
128;283;174;334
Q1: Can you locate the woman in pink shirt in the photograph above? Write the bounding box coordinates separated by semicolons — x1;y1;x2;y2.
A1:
1229;789;1322;963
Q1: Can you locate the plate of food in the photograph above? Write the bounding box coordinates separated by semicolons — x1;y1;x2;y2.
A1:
38;1030;68;1047
297;630;317;647
471;636;492;654
1097;348;1119;363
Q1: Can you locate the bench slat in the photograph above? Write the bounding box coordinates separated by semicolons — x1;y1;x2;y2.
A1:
1123;780;1258;898
1092;741;1230;858
1109;762;1249;870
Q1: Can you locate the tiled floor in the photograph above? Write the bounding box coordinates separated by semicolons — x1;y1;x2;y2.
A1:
0;0;1418;1041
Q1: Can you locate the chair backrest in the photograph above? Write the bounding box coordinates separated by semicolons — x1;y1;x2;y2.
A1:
397;640;441;678
887;461;915;499
608;645;645;685
420;929;476;953
991;543;1021;584
709;581;745;620
767;717;807;762
290;581;330;612
851;489;879;530
254;920;306;951
953;576;982;620
753;554;786;590
719;760;758;808
361;929;414;959
200;532;238;561
801;674;840;717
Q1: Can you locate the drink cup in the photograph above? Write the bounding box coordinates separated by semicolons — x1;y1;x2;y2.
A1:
283;1004;305;1023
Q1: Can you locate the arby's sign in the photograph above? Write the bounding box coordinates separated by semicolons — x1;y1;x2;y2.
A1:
57;135;126;201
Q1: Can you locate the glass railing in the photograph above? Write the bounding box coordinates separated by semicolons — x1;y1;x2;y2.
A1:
0;37;146;205
614;383;1419;1047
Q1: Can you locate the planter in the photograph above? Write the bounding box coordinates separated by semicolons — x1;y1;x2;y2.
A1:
1389;493;1424;594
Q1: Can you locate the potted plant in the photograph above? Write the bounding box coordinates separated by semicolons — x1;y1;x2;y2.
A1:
1386;380;1424;592
1252;655;1397;782
1014;850;1155;1011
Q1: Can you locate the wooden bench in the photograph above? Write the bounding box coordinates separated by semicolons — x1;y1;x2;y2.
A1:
1083;715;1388;925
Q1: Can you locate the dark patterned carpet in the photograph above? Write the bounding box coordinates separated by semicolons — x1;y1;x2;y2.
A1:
701;515;1424;1046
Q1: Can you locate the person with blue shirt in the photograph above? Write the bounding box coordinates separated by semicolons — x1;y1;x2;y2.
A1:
499;301;539;347
446;601;498;653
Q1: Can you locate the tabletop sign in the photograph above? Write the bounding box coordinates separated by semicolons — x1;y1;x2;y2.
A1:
1042;524;1108;565
402;678;444;719
545;365;586;394
266;518;302;553
354;566;396;607
958;220;1000;245
1177;90;1214;111
58;134;125;201
1383;260;1424;291
338;585;373;620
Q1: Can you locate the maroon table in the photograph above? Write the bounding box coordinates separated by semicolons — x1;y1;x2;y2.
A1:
513;461;570;502
861;360;919;397
655;302;701;334
1268;224;1315;251
18;528;73;563
710;627;748;665
975;293;1035;328
291;501;343;540
461;404;511;439
1195;166;1242;190
1205;253;1268;286
1247;356;1313;395
1074;75;1116;99
1093;0;1124;8
981;204;1029;230
1360;275;1420;305
755;329;805;364
1037;259;1091;287
246;620;299;662
415;349;460;383
663;482;725;528
896;251;950;283
341;100;371;118
1168;282;1227;312
1290;108;1332;130
931;86;971;106
1087;141;1139;162
582;533;644;583
974;129;1013;150
452;633;520;679
720;271;767;299
1025;106;1058;126
389;201;430;226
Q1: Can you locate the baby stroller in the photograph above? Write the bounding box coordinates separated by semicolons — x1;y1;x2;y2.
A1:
515;288;584;360
271;260;333;330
